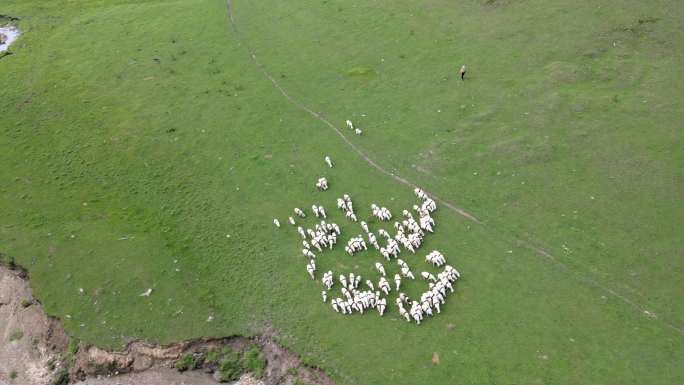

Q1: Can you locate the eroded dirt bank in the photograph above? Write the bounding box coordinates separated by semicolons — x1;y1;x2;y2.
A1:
0;265;69;385
0;261;334;385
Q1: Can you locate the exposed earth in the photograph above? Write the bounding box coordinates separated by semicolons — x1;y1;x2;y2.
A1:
0;265;68;385
0;264;333;385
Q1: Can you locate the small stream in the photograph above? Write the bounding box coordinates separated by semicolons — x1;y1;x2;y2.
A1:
0;25;20;52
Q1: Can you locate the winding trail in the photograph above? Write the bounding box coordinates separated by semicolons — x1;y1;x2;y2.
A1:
223;0;683;336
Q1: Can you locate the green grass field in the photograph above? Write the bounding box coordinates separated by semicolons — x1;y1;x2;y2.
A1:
1;0;682;384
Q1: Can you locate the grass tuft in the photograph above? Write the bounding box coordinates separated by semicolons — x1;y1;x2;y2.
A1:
9;331;23;342
51;368;69;385
347;66;374;76
241;346;266;378
217;351;243;382
174;354;195;372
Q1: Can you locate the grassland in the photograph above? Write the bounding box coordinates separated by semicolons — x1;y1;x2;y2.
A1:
1;0;682;384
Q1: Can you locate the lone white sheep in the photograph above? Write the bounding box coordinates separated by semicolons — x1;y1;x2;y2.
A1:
346;119;354;129
375;262;386;277
316;177;329;191
306;262;316;279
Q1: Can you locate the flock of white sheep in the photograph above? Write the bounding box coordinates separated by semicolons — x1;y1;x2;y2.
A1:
272;121;461;325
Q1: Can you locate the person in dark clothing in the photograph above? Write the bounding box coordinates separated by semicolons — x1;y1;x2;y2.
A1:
459;65;466;80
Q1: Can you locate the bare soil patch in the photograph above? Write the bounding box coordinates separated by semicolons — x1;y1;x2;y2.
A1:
0;265;68;385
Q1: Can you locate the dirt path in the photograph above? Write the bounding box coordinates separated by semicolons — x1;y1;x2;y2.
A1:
72;370;261;385
222;0;683;336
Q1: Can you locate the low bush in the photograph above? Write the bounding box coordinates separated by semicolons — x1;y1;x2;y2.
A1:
205;348;222;365
241;346;266;378
52;368;69;385
217;352;243;382
175;354;195;372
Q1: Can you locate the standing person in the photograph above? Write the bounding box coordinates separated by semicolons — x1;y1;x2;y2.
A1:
459;65;467;80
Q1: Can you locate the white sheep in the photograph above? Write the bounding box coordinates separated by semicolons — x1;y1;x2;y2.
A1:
346;119;354;129
421;271;437;282
339;274;348;288
421;299;433;317
401;266;415;280
306;263;316;279
273;218;280;227
354;128;362;135
378;277;390;295
294;208;306;218
377;298;387;316
341;287;352;301
321;291;327;302
422;198;437;212
394;274;401;291
375;262;386;277
316;177;329;191
322;271;334;290
425;250;446;267
325;156;334;168
410;301;423;324
398;304;410;322
288;216;296;225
